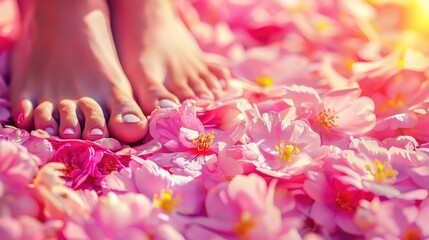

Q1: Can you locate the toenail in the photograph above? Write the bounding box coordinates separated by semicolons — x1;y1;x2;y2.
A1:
63;128;75;135
122;114;140;123
199;94;210;100
159;99;178;108
90;128;104;136
44;127;55;135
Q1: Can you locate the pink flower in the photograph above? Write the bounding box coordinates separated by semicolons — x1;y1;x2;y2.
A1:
50;139;125;190
303;171;374;235
354;48;429;141
0;216;45;240
246;112;322;178
231;47;318;88
186;174;285;239
354;198;429;239
33;163;98;222
147;100;246;176
0;140;41;187
103;160;203;215
0;126;54;163
286;86;376;148
82;192;184;240
335;137;429;200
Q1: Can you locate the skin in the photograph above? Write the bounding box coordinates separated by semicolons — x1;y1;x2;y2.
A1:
10;0;148;142
9;0;229;142
110;0;230;114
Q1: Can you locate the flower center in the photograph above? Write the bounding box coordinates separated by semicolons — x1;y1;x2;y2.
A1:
275;140;300;162
317;108;338;128
402;226;422;240
379;92;406;112
315;20;330;32
365;159;398;184
255;75;273;87
60;162;76;178
98;157;119;175
335;192;355;212
234;211;257;239
192;132;215;152
153;189;182;214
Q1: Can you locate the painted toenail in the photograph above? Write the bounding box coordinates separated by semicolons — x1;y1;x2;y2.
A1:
90;128;104;136
159;99;178;108
122;114;140;123
44;127;55;135
63;128;75;135
199;94;210;100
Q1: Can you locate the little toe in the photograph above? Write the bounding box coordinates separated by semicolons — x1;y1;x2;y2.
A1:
58;100;81;139
108;94;148;143
33;101;58;136
11;98;34;130
78;97;108;141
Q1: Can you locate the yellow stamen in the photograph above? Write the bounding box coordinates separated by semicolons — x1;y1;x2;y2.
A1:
192;132;215;152
153;189;182;214
275;140;301;162
255;75;273;88
315;20;330;32
397;58;406;69
234;211;257;239
379;92;406;112
365;159;398;184
345;58;355;70
335;192;354;212
317;108;339;128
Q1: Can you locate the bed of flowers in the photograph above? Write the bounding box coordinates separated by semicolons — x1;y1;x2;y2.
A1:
2;0;429;239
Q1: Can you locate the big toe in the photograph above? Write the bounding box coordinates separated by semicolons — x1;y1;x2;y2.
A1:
108;92;148;143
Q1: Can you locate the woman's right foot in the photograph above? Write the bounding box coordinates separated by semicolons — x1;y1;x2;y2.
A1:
10;0;148;142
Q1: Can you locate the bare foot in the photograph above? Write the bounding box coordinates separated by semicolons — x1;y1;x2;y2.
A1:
10;0;148;142
110;0;230;114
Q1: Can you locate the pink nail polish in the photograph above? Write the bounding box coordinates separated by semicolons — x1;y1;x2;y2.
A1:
44;127;55;135
122;114;140;123
199;94;210;100
63;128;75;135
90;128;104;136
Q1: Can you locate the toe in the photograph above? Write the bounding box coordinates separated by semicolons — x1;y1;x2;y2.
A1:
135;80;180;114
108;92;148;143
78;97;108;141
11;98;34;130
207;63;231;89
165;76;198;102
58;100;81;139
33;101;58;136
187;74;215;100
200;69;222;92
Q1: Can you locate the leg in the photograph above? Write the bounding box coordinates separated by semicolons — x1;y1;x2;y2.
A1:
10;0;148;142
110;0;230;114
